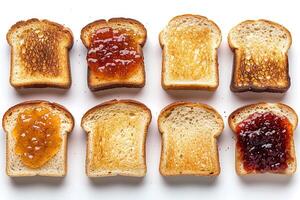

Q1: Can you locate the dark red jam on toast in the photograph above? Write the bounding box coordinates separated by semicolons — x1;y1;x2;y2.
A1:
87;27;142;79
236;112;293;173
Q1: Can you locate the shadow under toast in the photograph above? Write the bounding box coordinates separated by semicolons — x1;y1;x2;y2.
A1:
162;175;218;186
10;176;65;186
238;174;293;185
89;176;145;187
165;90;216;101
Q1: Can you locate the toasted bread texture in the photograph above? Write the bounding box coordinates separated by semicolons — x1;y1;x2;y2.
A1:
160;15;222;90
2;100;74;177
7;19;73;89
158;102;224;176
81;100;151;177
228;20;292;93
228;103;298;175
81;18;147;91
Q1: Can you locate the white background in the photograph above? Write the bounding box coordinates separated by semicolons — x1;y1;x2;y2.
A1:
0;0;299;199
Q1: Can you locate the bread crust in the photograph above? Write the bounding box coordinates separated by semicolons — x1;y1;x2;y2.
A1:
81;18;146;48
228;19;292;93
158;101;224;176
87;77;145;92
2;100;74;177
7;18;74;89
228;102;298;175
228;102;298;131
81;99;151;122
81;99;152;177
159;14;221;91
228;19;292;50
7;18;74;48
158;101;224;135
80;18;147;91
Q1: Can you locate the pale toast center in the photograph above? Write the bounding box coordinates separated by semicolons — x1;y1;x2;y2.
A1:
165;27;214;82
90;114;144;171
165;129;217;173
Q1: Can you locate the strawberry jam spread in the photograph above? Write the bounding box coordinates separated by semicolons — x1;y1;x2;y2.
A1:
87;27;142;79
236;112;293;173
13;107;62;169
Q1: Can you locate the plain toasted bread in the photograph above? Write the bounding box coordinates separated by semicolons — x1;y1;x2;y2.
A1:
228;20;292;93
2;100;74;177
158;102;224;176
159;14;222;90
81;99;151;177
81;18;147;91
7;18;73;89
228;103;298;175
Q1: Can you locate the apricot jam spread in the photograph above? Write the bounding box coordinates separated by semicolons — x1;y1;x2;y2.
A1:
13;107;62;168
236;112;293;172
87;27;142;79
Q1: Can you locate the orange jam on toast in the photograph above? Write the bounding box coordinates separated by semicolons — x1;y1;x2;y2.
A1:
13;107;62;168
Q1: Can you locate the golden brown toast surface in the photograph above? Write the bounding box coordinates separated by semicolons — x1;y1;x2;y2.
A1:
163;127;219;175
90;110;145;172
81;99;151;177
160;15;221;90
228;20;292;92
7;19;73;88
234;45;288;90
158;102;224;176
19;27;62;76
165;27;212;81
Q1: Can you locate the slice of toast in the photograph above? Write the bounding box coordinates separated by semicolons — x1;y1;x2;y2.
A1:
81;18;147;91
81;99;151;177
228;103;298;175
159;15;222;90
7;18;73;89
158;102;224;176
2;100;74;177
228;20;292;92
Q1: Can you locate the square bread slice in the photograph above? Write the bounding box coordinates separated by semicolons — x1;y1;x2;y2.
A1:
228;20;292;93
80;18;147;91
7;18;73;89
159;15;222;90
228;103;298;175
2;100;74;177
158;102;224;176
81;99;151;177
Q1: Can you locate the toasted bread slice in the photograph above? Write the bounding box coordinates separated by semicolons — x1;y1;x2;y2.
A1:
81;99;151;177
81;18;147;91
228;20;292;92
158;102;224;176
2;100;74;177
7;19;73;89
228;103;298;175
159;15;222;90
